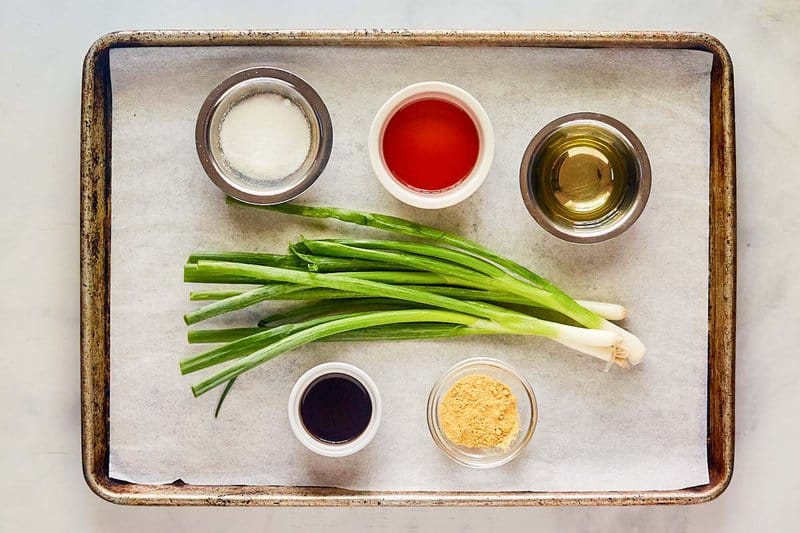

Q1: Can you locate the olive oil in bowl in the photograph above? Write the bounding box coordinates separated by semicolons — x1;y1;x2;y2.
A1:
520;113;651;243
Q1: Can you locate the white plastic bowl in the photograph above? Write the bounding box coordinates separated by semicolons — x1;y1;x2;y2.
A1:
287;362;382;457
368;81;494;209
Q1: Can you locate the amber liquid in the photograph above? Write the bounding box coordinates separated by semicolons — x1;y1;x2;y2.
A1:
299;374;372;444
533;124;634;224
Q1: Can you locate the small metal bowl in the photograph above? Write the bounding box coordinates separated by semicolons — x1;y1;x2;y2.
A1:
195;67;332;205
519;112;651;243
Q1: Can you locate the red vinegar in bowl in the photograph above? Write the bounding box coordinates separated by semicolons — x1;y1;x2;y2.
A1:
369;81;494;209
382;99;480;192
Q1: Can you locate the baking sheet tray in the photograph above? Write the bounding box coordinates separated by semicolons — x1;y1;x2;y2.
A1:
80;30;735;506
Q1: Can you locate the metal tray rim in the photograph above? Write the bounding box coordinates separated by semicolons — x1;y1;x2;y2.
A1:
80;29;735;507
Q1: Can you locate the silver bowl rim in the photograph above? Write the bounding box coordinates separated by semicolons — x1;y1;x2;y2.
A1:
195;67;333;205
518;112;652;244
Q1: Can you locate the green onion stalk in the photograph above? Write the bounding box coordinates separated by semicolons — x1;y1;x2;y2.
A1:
230;199;642;358
181;200;645;405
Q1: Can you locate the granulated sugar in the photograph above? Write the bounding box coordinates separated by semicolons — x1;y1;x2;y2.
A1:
219;93;311;181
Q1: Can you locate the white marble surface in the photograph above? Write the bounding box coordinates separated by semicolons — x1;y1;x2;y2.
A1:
0;0;798;531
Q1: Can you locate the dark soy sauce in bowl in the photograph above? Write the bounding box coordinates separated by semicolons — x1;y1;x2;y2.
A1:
299;373;373;444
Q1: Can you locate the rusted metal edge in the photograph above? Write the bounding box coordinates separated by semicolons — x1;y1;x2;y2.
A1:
80;30;735;506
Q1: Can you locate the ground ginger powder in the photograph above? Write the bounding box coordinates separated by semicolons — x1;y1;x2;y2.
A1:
439;374;520;449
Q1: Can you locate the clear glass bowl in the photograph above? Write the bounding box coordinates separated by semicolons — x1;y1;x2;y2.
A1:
427;357;537;468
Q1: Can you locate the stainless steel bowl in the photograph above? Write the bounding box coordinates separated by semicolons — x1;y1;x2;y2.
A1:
195;67;332;205
519;112;651;243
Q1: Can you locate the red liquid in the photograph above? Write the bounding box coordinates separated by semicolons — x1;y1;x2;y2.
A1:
382;99;480;191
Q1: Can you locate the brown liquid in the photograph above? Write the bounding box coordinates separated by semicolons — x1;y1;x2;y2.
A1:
299;374;372;444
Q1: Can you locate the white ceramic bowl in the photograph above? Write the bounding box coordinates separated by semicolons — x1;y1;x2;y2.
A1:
368;81;494;209
288;362;382;457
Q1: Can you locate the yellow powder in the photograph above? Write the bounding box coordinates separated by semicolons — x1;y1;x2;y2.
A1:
438;374;520;449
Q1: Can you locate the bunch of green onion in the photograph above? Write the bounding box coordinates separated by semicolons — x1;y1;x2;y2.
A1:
181;199;644;412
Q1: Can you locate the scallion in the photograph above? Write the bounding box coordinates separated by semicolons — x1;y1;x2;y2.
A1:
182;201;645;403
